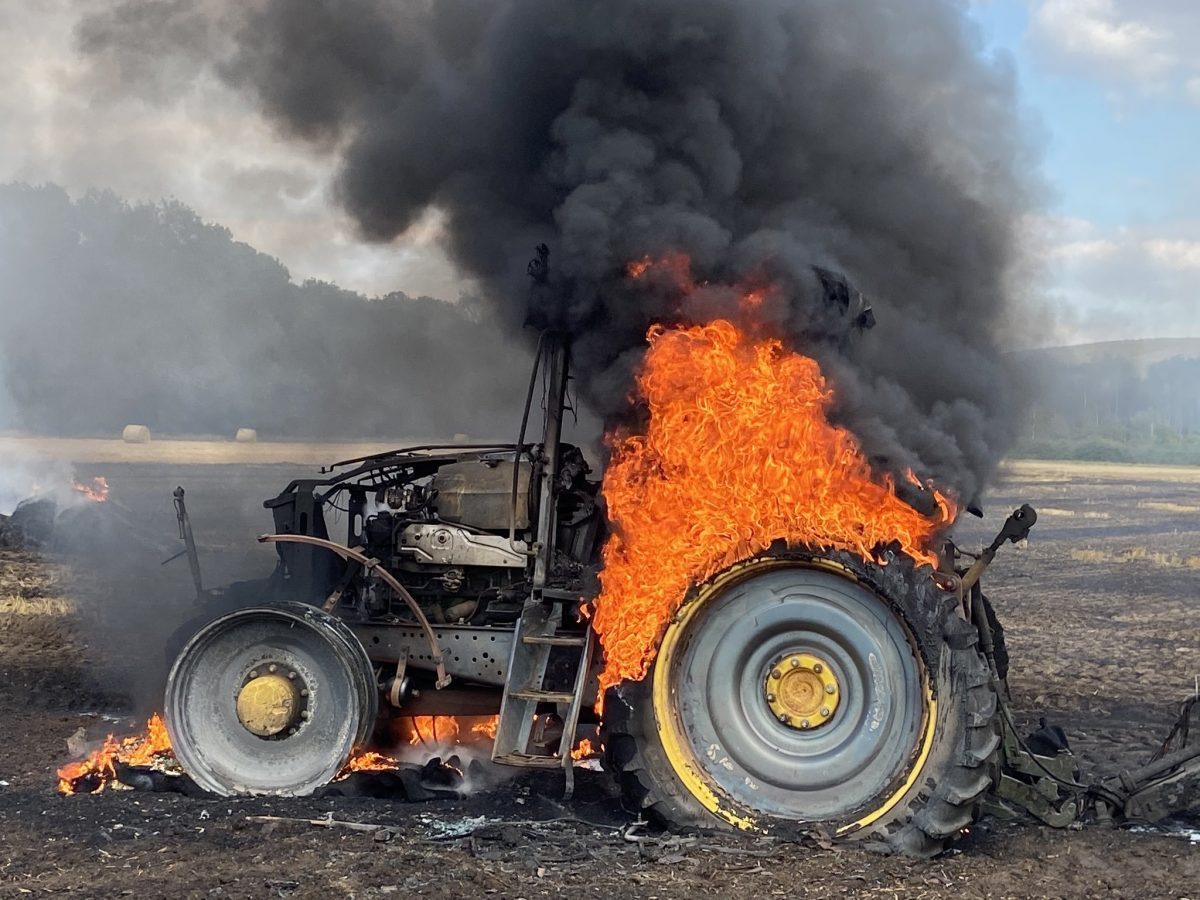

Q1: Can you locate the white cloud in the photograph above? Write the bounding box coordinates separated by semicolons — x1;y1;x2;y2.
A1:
1019;215;1200;343
1047;238;1120;262
1029;0;1200;95
1034;0;1168;74
1144;238;1200;270
1024;214;1118;262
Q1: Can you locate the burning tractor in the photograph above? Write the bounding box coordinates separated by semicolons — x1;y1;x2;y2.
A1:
159;259;1197;857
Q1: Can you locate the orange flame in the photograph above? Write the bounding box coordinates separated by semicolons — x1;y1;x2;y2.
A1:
570;737;599;761
403;715;499;748
341;750;400;774
340;715;500;776
627;251;695;288
56;713;172;794
71;476;109;503
592;319;954;703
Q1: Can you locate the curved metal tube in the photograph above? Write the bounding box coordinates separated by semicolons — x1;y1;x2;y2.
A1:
257;533;451;688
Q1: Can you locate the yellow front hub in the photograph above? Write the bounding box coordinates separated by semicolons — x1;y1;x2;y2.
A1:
236;670;303;737
764;652;840;729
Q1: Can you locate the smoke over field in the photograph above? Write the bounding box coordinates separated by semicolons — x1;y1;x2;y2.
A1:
0;184;528;440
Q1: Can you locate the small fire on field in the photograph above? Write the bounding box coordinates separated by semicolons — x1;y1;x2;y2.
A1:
57;713;172;795
58;714;509;793
591;256;955;704
71;476;109;503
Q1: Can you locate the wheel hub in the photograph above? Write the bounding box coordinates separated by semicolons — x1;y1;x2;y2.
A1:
764;652;840;729
236;667;305;738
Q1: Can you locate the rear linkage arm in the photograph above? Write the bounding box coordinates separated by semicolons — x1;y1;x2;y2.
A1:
953;506;1087;827
966;506;1200;828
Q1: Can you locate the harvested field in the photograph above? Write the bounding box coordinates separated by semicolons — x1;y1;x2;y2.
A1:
1;455;1198;898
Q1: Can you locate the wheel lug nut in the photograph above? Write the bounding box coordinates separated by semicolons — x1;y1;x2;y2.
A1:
300;710;310;719
825;684;835;694
790;658;800;668
268;664;277;674
249;669;259;679
288;671;297;680
820;707;830;717
300;689;309;697
766;693;776;702
778;714;790;724
800;719;810;729
771;670;782;680
812;663;823;673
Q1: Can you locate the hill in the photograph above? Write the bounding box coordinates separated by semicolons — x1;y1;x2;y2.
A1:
0;184;530;440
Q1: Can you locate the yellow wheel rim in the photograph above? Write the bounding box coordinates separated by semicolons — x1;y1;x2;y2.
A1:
650;557;937;834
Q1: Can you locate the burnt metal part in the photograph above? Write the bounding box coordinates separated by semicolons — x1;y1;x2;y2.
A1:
985;715;1081;827
812;266;875;332
164;602;377;796
387;686;503;717
432;459;531;531
262;444;535;603
1103;697;1200;823
353;623;512;686
171;487;204;601
396;523;528;568
258;533;450;689
959;504;1036;594
1120;744;1200;822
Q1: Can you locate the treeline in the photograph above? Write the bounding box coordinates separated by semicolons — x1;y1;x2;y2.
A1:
1014;350;1200;465
0;184;531;439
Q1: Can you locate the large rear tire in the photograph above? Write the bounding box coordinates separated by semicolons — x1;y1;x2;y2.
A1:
602;549;999;857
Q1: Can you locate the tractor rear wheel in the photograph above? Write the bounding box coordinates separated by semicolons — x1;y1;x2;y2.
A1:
602;550;1000;857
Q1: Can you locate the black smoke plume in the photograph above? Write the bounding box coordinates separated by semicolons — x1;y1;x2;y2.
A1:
79;0;1039;502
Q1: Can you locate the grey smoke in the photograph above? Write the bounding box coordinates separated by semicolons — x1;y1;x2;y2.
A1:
0;183;528;440
76;0;1039;503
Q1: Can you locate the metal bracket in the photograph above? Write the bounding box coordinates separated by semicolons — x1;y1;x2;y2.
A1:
988;711;1081;828
168;487;205;603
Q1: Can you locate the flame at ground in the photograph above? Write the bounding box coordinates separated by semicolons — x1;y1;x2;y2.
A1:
340;715;500;776
57;713;172;794
71;476;109;503
341;750;401;774
592;320;954;701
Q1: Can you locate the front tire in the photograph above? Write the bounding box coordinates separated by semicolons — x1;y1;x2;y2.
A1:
602;549;999;857
164;602;377;796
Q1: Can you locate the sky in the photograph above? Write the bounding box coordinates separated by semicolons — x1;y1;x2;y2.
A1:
0;0;1196;346
969;0;1200;343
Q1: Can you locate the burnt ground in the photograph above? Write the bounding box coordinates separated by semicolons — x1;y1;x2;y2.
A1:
2;456;1199;898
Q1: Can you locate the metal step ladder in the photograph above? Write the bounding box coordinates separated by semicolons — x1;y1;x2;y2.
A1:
492;598;595;798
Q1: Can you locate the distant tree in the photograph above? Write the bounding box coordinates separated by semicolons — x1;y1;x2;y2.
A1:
0;183;533;439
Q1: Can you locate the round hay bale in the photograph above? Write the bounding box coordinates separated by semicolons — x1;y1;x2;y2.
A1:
234;428;258;443
122;424;152;444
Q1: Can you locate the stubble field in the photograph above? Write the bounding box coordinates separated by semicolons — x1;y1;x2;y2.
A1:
1;446;1198;898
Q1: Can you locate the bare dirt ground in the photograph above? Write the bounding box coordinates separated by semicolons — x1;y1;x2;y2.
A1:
1;455;1199;898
